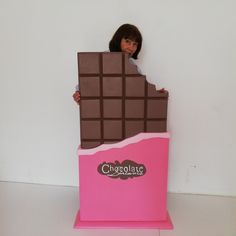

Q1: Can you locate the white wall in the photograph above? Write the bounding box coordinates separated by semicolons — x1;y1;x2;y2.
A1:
0;0;235;196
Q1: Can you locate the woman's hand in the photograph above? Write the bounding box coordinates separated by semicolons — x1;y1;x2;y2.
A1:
158;88;167;93
73;91;81;104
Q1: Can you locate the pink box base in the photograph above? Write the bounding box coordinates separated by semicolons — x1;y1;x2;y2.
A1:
74;133;174;230
74;210;173;229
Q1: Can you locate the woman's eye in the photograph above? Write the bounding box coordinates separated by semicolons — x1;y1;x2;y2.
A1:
124;38;138;47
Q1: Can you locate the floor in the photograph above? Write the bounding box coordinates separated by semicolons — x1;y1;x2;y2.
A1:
0;181;235;236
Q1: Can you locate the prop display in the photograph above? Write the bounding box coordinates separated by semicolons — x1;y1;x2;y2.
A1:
74;52;173;230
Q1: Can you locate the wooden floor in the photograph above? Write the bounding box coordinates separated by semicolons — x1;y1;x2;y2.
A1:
0;181;235;236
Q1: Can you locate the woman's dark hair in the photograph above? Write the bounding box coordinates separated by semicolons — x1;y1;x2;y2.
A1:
109;24;142;59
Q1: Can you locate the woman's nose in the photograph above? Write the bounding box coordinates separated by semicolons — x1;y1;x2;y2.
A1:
128;43;135;51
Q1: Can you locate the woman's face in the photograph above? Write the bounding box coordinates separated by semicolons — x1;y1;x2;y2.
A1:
120;38;138;56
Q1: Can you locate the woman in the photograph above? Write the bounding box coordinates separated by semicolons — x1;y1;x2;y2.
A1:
73;24;142;104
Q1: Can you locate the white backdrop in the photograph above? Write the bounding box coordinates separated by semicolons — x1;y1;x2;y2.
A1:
0;0;235;196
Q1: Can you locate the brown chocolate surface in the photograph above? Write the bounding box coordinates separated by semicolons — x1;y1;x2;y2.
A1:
78;52;168;149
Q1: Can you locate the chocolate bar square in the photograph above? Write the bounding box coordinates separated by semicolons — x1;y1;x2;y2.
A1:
125;100;144;118
81;121;101;139
147;100;168;118
103;120;122;139
78;53;100;74
125;77;145;97
103;99;122;118
146;121;167;132
125;121;144;138
103;77;122;96
103;53;122;74
80;77;100;97
80;100;100;118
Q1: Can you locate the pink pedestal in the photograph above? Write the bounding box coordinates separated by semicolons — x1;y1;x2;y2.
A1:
74;133;173;229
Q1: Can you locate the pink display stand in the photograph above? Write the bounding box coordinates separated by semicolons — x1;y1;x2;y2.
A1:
74;133;173;229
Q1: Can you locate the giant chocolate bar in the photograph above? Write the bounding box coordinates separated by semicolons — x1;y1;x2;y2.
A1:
78;52;168;149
